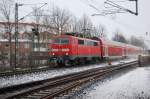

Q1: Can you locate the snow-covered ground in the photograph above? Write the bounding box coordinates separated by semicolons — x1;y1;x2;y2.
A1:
72;66;150;99
0;58;137;88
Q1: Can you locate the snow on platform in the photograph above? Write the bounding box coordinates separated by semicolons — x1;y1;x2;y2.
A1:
73;66;150;99
0;58;136;88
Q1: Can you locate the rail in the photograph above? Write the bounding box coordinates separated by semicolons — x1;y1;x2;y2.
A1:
0;60;138;99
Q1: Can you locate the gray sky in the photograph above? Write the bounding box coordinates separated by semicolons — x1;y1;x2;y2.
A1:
16;0;150;47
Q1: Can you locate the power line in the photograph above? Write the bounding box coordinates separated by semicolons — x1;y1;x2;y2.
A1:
90;0;138;16
18;3;47;21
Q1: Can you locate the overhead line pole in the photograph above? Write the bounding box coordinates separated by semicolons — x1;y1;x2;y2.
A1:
136;0;138;15
14;3;19;70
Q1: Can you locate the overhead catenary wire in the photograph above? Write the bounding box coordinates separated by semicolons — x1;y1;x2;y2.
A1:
89;0;138;16
18;3;47;21
105;0;129;11
80;0;104;13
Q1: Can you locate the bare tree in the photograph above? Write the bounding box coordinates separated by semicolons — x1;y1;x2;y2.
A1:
129;36;147;48
71;16;80;32
42;15;51;31
94;24;107;38
71;16;107;39
78;14;93;37
51;7;72;35
32;6;44;41
32;7;43;20
0;0;14;67
32;6;44;31
112;29;128;43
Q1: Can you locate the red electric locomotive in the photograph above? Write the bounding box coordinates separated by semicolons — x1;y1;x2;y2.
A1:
49;34;142;66
49;35;102;65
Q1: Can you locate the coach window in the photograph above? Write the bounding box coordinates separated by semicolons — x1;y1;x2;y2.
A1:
94;42;98;46
78;39;84;45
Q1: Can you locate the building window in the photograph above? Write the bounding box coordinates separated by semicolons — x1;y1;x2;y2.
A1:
5;43;9;47
41;43;46;48
24;43;29;48
4;53;8;56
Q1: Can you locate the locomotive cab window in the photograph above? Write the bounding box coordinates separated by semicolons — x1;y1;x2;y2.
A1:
86;41;95;46
78;39;84;45
94;42;98;46
86;41;92;46
53;38;69;44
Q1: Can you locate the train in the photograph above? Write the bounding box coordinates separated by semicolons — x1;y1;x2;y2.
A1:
48;34;142;66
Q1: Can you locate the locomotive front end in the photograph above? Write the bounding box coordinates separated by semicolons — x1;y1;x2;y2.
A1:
49;36;71;65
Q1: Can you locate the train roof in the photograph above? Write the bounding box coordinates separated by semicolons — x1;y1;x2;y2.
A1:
53;35;100;42
102;39;141;49
53;34;142;49
102;40;125;47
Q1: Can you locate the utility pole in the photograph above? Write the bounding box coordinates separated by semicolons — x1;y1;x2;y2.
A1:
136;0;138;15
31;28;35;67
36;24;40;66
14;3;19;70
128;0;138;15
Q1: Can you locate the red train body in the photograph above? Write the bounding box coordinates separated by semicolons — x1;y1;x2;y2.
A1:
49;35;142;65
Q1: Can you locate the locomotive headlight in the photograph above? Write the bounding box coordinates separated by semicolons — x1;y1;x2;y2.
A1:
52;53;55;55
65;53;68;55
62;48;70;51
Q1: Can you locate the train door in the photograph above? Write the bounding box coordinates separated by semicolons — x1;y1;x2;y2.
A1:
99;39;104;58
75;38;78;56
71;37;77;56
122;48;125;56
104;46;108;57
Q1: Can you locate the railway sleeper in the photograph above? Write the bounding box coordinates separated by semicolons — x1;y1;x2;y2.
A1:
2;61;138;99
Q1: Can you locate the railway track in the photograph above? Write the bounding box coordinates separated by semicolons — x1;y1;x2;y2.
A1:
0;61;138;99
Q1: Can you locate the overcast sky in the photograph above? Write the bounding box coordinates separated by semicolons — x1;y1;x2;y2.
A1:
16;0;150;47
